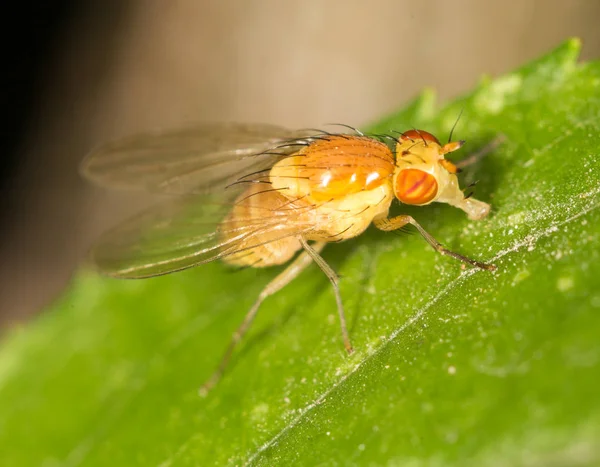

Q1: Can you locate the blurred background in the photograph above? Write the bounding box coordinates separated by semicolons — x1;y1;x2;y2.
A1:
1;0;599;326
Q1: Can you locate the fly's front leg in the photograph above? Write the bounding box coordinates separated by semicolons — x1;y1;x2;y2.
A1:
199;242;325;396
374;215;496;271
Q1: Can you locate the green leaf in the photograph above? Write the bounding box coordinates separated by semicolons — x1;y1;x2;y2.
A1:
1;38;599;466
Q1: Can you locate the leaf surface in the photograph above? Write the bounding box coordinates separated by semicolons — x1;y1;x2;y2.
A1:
1;39;599;466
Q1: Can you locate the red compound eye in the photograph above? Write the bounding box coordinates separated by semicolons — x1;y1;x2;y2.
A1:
400;129;441;145
395;169;438;205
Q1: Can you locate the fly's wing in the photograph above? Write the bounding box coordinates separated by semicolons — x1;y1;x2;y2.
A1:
90;189;315;278
80;123;314;195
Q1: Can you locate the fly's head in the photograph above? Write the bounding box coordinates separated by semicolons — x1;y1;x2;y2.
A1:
393;129;490;220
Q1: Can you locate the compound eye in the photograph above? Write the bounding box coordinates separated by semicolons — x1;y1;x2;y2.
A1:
400;129;441;146
395;169;438;205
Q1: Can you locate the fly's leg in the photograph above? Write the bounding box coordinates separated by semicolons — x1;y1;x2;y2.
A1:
200;241;326;396
374;216;496;271
299;238;353;355
455;135;506;169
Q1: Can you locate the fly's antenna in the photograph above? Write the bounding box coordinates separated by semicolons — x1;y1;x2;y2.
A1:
448;107;465;143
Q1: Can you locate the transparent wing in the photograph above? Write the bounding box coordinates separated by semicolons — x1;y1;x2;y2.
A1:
90;189;316;278
81;123;313;195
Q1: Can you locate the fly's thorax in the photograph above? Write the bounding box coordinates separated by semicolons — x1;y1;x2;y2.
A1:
269;135;394;203
393;129;491;220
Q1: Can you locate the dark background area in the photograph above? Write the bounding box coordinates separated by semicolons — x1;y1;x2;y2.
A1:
0;3;80;230
1;1;599;326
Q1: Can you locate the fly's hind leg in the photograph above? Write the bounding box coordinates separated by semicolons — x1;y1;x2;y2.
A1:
200;241;326;396
374;216;496;271
299;238;353;355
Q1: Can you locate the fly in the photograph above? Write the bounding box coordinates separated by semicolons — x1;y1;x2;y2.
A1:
80;123;497;394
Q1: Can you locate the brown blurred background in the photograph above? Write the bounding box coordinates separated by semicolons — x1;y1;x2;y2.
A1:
1;0;599;326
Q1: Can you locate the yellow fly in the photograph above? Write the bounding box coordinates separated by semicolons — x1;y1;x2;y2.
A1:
81;123;496;392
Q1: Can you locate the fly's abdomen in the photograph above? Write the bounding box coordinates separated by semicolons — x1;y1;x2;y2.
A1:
219;184;303;267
